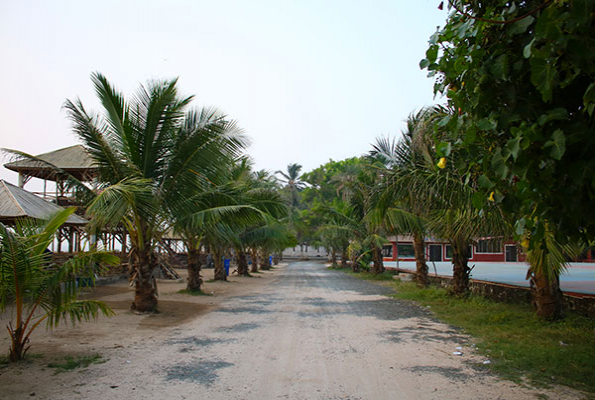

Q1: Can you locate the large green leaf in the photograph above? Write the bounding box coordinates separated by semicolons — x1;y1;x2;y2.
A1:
544;129;566;160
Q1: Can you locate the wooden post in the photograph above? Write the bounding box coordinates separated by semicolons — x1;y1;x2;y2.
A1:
68;227;74;253
57;228;62;253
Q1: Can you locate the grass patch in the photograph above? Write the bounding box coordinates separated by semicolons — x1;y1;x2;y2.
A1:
348;270;396;281
328;265;396;282
47;354;106;373
178;289;213;296
327;265;350;271
390;281;595;394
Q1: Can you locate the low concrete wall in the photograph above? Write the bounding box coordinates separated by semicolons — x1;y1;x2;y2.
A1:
390;268;595;318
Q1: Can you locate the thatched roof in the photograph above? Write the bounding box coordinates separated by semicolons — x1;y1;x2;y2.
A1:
4;145;97;181
0;180;87;225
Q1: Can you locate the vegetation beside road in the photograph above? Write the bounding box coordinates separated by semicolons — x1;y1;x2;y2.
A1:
340;267;595;395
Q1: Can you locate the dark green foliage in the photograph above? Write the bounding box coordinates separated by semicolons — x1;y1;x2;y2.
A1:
423;1;595;245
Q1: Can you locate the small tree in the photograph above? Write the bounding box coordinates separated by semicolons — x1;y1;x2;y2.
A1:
0;209;117;361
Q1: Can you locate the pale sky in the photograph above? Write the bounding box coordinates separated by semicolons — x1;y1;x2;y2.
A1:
0;0;447;189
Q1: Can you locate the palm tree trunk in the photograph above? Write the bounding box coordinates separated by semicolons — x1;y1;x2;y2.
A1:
131;247;158;312
451;240;470;295
250;249;259;273
351;253;360;272
330;249;337;266
8;324;29;361
371;246;385;274
530;270;564;320
213;247;226;281
186;247;202;291
237;250;250;276
413;232;429;287
341;249;348;268
260;251;270;270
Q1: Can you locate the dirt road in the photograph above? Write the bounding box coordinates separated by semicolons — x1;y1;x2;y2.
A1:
0;261;581;399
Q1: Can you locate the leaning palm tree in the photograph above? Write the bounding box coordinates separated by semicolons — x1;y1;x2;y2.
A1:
0;208;117;361
65;73;247;312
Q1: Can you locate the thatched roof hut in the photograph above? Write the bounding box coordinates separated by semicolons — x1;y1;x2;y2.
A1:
4;145;96;182
0;180;87;226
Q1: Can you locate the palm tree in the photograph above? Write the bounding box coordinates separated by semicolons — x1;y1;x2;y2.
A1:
65;73;247;312
174;185;258;289
524;223;583;319
0;208;117;361
371;107;444;287
321;194;388;275
276;163;305;208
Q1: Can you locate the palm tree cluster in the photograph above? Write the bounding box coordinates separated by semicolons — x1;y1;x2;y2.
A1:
65;73;295;311
0;73;296;360
307;105;574;319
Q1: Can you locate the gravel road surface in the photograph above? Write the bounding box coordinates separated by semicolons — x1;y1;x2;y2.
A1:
1;261;581;399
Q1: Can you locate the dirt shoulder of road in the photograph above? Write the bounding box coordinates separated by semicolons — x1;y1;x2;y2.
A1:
0;264;286;395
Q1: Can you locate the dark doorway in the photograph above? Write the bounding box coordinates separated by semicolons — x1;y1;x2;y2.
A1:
429;244;442;262
505;245;518;262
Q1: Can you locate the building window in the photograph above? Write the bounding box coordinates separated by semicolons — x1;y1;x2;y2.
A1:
397;243;415;258
445;244;473;259
382;245;393;257
476;238;503;253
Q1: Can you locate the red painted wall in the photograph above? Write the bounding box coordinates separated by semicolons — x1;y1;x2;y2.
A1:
472;253;505;262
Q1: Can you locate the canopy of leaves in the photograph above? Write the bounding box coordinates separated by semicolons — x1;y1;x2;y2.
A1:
423;0;595;245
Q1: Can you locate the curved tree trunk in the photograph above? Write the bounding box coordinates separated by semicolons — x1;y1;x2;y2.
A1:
186;247;203;291
213;248;226;281
413;232;429;287
250;249;259;273
451;240;470;295
131;247;158;312
371;246;385;274
237;250;250;276
530;271;564;320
